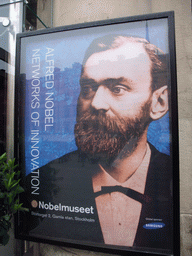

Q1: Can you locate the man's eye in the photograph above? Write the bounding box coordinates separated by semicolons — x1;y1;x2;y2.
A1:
111;85;127;95
81;86;93;98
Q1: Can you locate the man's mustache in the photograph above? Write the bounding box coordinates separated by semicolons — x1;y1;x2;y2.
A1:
74;108;139;160
75;109;128;137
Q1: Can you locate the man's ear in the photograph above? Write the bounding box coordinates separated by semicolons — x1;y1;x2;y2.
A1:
150;85;168;120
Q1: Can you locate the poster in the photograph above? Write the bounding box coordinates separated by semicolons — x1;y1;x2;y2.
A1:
15;12;179;256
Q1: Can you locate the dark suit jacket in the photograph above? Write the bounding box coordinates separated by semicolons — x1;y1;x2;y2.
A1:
23;143;173;253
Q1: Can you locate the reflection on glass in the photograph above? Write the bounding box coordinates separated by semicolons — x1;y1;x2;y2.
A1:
24;0;52;31
0;2;22;157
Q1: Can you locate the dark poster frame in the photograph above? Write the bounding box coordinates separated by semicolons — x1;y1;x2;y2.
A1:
15;11;179;256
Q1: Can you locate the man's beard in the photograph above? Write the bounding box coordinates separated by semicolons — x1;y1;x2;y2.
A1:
74;101;151;163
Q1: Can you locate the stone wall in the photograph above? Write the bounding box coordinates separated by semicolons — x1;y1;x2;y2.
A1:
36;0;192;255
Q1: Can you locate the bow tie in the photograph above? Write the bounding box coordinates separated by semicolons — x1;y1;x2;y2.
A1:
94;185;152;204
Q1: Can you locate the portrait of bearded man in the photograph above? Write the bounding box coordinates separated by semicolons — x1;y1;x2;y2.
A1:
26;34;172;253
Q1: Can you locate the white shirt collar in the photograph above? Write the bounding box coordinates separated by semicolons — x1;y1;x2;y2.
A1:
93;143;151;194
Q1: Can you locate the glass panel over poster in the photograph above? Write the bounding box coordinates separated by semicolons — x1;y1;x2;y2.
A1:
15;11;179;256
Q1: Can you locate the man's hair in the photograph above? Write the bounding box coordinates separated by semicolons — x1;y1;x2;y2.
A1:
82;35;169;92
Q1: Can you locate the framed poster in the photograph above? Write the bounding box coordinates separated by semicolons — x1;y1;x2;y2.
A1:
15;11;179;256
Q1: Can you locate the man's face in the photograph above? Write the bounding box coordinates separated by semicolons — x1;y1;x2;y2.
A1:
74;41;153;161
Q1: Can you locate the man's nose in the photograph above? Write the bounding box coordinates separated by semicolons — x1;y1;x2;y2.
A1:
91;85;110;111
